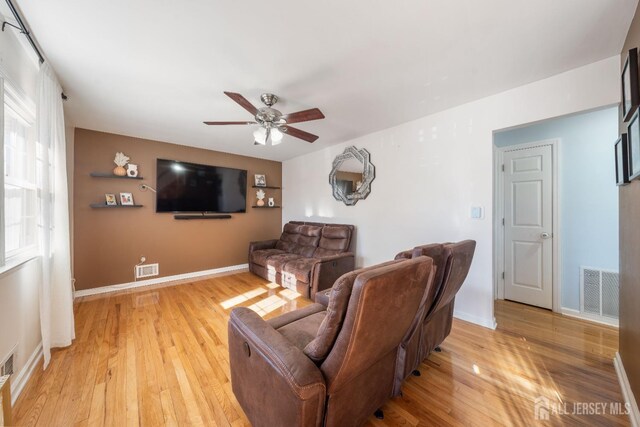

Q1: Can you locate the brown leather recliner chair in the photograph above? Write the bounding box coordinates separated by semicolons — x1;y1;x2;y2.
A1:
393;240;476;394
228;257;436;427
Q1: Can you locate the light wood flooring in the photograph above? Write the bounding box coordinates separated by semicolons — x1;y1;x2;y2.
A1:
13;272;627;426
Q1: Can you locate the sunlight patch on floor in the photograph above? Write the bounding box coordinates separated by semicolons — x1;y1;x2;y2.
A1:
220;287;268;309
279;288;301;300
248;295;287;316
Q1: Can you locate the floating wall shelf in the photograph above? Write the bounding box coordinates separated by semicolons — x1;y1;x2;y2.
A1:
251;206;281;209
90;203;144;209
90;172;144;180
251;185;281;189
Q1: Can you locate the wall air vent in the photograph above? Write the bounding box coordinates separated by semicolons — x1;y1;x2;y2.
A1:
135;263;159;279
580;267;619;324
0;350;14;377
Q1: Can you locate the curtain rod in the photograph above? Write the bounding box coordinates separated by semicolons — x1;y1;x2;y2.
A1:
2;0;67;100
4;0;44;63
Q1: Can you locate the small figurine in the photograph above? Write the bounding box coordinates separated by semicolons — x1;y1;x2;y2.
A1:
268;197;275;207
126;163;139;177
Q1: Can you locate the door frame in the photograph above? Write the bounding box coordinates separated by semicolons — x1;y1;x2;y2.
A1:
493;138;561;312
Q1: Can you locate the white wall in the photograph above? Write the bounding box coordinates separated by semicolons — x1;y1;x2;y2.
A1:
283;56;620;329
0;18;43;400
494;107;619;311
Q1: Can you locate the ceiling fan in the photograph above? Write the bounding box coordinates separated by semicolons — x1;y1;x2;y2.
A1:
204;92;325;145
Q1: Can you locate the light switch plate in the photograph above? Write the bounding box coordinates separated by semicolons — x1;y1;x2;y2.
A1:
470;206;483;219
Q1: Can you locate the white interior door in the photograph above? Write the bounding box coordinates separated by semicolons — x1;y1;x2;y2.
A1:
503;144;553;309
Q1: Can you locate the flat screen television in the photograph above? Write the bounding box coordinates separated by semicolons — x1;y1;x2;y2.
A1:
156;159;247;213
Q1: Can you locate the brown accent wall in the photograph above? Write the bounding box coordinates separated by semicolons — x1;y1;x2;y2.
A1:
620;6;640;406
73;128;282;290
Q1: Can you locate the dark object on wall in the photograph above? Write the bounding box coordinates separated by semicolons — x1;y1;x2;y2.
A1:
156;159;247;213
174;214;232;220
622;48;639;122
616;134;630;185
627;110;640;180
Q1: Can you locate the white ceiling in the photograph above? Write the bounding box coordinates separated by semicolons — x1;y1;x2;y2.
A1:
11;0;637;161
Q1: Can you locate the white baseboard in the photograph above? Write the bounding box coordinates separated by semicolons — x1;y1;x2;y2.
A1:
454;310;497;330
614;352;640;427
11;342;43;405
560;307;618;327
74;263;249;298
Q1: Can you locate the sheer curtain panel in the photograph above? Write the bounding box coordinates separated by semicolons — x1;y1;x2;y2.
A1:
37;63;74;368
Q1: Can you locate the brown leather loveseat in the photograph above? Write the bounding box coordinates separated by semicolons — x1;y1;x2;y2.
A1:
248;221;355;298
228;256;436;427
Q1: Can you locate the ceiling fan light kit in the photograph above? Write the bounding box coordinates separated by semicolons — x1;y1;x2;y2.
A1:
205;92;325;146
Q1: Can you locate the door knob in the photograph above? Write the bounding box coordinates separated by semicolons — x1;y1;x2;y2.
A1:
541;232;551;239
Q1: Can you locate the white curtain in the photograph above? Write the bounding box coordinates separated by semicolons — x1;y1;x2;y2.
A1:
37;63;75;368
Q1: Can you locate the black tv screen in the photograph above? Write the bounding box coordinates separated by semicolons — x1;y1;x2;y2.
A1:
156;159;247;213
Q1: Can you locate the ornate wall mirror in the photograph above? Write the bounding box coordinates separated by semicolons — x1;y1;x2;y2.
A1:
329;146;375;206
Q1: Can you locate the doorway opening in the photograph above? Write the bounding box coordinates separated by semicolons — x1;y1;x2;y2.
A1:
492;106;620;326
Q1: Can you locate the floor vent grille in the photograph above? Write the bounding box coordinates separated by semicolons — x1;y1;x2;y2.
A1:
580;267;619;320
136;263;159;279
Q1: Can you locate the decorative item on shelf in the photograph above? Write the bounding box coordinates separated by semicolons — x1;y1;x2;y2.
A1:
615;134;630;186
254;174;266;187
120;192;134;206
105;193;118;206
622;48;639;122
268;197;275;207
113;152;130;176
256;189;266;207
126;163;139;177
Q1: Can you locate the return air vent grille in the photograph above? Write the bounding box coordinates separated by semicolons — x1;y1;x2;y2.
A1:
136;263;159;279
580;267;619;320
0;353;13;377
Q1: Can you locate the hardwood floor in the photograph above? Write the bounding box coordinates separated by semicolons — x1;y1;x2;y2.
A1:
13;272;627;426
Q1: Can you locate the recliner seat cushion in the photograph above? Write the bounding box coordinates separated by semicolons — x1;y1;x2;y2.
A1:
276;311;327;351
266;253;302;271
251;249;286;267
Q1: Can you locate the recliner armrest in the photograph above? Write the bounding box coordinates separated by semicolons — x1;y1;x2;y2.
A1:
314;289;331;307
249;239;279;253
309;252;355;299
228;308;326;427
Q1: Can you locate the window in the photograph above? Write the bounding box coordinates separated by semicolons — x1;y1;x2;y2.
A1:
1;79;38;267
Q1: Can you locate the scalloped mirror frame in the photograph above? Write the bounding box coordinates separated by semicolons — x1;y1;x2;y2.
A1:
329;146;375;206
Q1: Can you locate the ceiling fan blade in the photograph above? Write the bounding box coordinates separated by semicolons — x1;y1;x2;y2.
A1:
283;126;319;143
203;121;256;125
224;91;259;116
283;108;325;124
